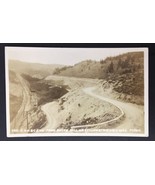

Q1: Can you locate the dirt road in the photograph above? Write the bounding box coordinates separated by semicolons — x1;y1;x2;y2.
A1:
41;102;57;129
83;87;144;133
41;76;145;133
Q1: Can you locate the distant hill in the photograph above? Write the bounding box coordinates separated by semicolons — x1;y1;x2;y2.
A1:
53;60;102;78
9;60;64;78
53;52;144;98
53;52;144;79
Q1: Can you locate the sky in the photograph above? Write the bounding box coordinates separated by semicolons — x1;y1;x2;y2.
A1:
5;47;146;66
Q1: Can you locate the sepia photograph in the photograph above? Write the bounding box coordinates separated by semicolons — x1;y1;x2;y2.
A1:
5;47;148;137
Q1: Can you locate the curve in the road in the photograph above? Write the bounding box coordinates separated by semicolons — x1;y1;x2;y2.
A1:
71;87;125;129
41;102;57;129
40;76;144;133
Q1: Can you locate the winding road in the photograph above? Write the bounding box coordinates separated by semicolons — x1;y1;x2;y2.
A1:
41;102;57;129
41;83;145;133
72;87;144;133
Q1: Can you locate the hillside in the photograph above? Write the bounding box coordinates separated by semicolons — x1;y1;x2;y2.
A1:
54;52;143;78
21;74;69;106
9;70;23;121
53;60;102;78
53;52;144;104
9;60;64;78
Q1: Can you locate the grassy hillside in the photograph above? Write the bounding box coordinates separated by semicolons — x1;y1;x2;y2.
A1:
54;52;143;78
53;52;144;98
9;60;64;78
53;60;102;78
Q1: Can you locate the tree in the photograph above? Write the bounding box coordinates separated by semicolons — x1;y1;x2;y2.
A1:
108;62;114;73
